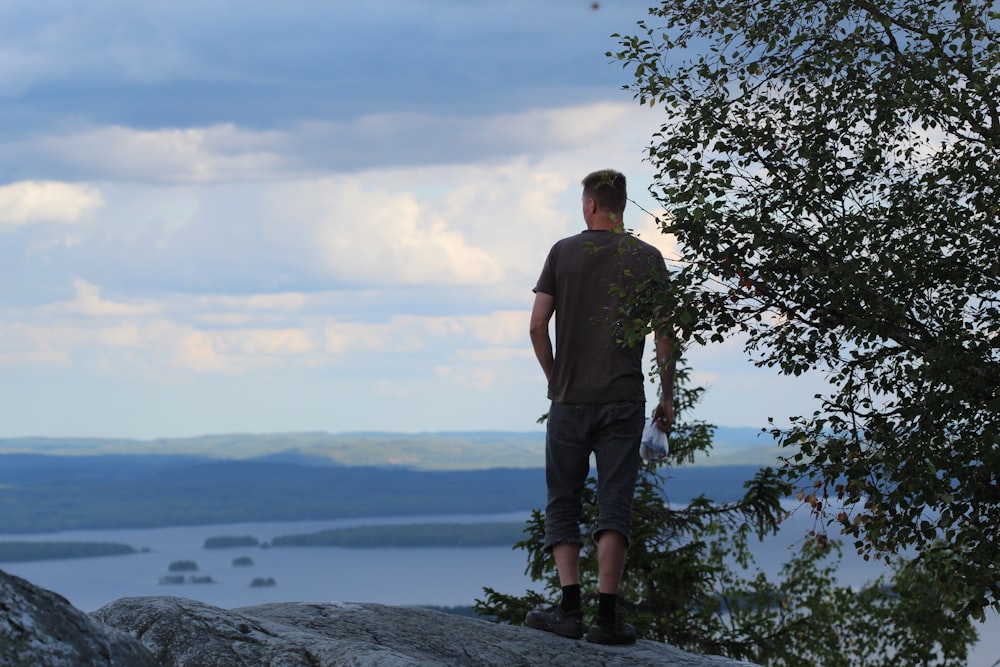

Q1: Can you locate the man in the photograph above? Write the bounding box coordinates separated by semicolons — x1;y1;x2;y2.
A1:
526;169;675;645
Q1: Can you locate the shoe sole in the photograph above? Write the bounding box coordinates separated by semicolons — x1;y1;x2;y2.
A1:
585;634;636;645
585;627;637;645
525;615;585;639
525;621;584;639
554;627;585;640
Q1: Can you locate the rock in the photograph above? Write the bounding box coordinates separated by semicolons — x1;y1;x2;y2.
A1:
0;569;157;667
2;566;763;667
93;596;763;667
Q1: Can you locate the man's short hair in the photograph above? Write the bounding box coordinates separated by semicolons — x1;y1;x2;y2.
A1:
581;169;627;214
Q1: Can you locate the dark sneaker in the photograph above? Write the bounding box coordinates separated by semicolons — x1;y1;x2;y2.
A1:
524;604;585;639
586;615;637;645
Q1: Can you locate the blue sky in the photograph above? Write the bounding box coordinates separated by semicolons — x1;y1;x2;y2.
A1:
0;0;825;438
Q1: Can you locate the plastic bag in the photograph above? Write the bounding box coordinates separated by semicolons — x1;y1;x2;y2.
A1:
640;418;669;463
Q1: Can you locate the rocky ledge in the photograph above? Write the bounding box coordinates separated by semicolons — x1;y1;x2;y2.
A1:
2;568;762;666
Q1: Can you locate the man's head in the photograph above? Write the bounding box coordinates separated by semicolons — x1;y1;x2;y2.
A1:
581;169;627;229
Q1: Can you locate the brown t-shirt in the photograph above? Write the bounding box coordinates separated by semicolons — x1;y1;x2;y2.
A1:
534;229;667;404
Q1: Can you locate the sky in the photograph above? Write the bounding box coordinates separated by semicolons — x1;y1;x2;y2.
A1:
0;0;827;439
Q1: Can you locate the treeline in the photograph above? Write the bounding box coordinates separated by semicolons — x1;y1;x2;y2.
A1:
0;541;138;562
0;432;551;470
270;522;527;548
0;454;764;535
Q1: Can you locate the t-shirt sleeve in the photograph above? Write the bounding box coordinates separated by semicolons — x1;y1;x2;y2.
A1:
533;245;557;295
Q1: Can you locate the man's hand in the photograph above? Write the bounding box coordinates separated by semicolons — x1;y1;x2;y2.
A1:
652;398;674;433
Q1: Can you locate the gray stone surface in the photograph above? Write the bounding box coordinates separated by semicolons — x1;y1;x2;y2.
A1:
0;569;157;667
93;596;763;667
2;566;764;667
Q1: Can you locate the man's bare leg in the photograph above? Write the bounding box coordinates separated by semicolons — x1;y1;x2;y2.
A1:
587;530;637;644
596;530;627;594
553;541;581;587
524;541;585;638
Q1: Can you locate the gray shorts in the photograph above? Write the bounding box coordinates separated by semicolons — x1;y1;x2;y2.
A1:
543;400;643;553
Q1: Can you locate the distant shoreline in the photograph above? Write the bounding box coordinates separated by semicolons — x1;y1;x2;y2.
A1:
0;541;141;563
0;521;527;563
0;427;777;468
0;431;777;536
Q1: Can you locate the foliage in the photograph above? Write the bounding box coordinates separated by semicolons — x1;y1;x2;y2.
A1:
476;364;977;664
475;454;978;664
612;0;1000;617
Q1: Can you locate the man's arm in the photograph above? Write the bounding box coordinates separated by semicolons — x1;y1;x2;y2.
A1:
652;323;676;432
529;291;555;381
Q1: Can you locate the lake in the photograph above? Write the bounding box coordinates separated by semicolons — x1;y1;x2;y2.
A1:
0;512;535;612
1;510;998;665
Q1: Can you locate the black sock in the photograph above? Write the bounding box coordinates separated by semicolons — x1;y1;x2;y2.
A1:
598;592;617;623
560;584;581;612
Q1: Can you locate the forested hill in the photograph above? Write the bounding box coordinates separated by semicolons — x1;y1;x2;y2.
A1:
0;451;770;535
0;428;779;469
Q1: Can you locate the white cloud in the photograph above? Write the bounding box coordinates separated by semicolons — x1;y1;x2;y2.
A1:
450;311;527;347
5;154;596;296
0;181;104;227
324;311;528;355
322;315;466;357
0;0;806;439
29;125;289;184
173;327;317;374
0;321;72;366
301;178;506;287
434;364;497;391
0;100;675;390
189;293;307;326
49;279;160;317
0;314;322;375
203;292;306;312
454;347;534;364
489;103;637;149
2;102;669;311
94;323;146;348
10;101;659;185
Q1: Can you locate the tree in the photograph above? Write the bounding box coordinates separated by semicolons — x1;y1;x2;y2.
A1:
612;0;1000;617
475;366;977;664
